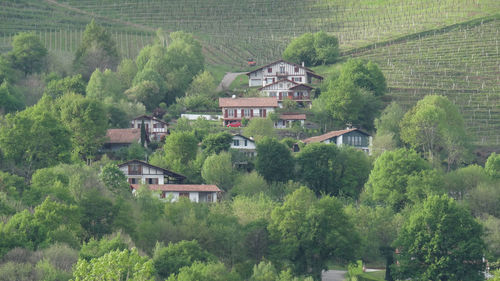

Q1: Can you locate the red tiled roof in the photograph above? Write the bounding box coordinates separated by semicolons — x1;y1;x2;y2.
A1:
130;184;221;192
105;129;141;144
303;128;360;144
280;114;306;120
219;97;278;108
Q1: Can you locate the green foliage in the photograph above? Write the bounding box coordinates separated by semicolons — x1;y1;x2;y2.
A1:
201;151;235;191
74;20;120;80
256;138;293;183
230;172;269;198
392;195;485;281
373;102;405;154
140;120;146;146
0;56;18;84
116;58;137;90
468;181;500;217
79;233;130;261
72;248;154;281
444;164;488;200
268;187;359;279
55;93;108;161
78;189;116;239
0;170;26;200
480;215;500;260
44;74;86;99
126;80;162;111
0;80;24;114
99;163;129;194
201;132;232;156
243;118;277;141
282;31;339;66
166;261;239;281
86;68;123;102
485;152;500;178
400;95;469;169
363;148;433;211
186;70;217;98
232;194;276;225
337;59;387;97
0;103;72;178
153;240;214;279
9;32;47;75
164;131;198;167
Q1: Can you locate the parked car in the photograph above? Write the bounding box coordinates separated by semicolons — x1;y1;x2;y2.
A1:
227;121;241;127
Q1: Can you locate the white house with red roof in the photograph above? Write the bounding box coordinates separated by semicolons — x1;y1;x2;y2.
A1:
130;184;221;203
302;128;372;154
130;115;168;141
219;97;277;126
246;59;323;87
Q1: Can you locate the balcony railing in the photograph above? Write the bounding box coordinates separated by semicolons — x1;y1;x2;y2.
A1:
275;71;288;77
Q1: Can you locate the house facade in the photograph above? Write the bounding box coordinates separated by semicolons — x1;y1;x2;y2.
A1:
130;115;168;141
302;128;372;154
118;160;186;185
247;59;323;87
130;184;221;203
231;134;256;157
275;113;306;129
103;128;146;151
259;79;313;108
219;97;277;126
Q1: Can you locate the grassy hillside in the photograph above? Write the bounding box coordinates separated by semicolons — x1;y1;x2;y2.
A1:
349;16;500;145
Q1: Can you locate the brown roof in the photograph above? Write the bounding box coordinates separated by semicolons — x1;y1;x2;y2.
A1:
130;184;221;192
303;128;369;144
105;129;141;144
280;114;306;120
219;97;278;108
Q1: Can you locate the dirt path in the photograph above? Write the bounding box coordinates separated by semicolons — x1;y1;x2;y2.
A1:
322;270;346;281
217;72;247;91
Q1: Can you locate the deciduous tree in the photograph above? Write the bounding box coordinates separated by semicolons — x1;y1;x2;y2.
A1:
201;151;235;191
255;138;293;182
9;32;47;75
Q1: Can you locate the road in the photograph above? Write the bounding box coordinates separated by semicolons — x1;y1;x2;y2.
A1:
217;72;247;91
322;270;346;281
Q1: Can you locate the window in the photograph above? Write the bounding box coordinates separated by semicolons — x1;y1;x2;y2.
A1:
147;178;158;184
179;192;189;198
228;110;234;117
270;92;276;97
207;193;213;202
294;66;299;72
129;164;142;175
267;67;272;73
129;178;138;184
244;109;251;116
233;139;240;146
130;123;134;128
294;77;302;82
280;66;285;73
244;139;248;146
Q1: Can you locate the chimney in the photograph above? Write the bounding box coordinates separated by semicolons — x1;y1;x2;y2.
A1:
302;61;304;67
232;94;236;99
346;122;353;129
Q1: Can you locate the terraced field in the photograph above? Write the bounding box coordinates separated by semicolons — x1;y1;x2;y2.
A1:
351;17;500;145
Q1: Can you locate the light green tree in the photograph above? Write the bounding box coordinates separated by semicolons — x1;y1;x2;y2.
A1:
201;151;234;191
243;118;276;141
485;152;500;178
9;32;47;75
392;195;485;281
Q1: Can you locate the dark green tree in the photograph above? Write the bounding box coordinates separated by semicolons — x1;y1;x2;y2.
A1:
0;80;23;114
43;74;86;99
140;120;146;147
392;195;485;281
283;31;339;66
8;32;47;75
74;20;120;80
296;143;339;195
256;137;294;182
99;163;129;194
268;187;359;279
201;132;232;155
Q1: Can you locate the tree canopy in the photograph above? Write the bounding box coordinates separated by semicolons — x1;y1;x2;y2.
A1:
255;137;293;183
8;32;47;75
282;31;339;66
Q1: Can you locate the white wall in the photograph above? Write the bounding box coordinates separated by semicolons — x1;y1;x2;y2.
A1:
181;114;222;121
231;135;256;150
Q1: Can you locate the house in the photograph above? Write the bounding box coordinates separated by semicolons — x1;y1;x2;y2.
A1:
275;113;306;129
219;97;277;126
231;134;256;157
130;115;168;141
259;79;314;108
103;128;148;151
302;128;372;154
118;159;186;185
130;184;221;203
247;59;323;87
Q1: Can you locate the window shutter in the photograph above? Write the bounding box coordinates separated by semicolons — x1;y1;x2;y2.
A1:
224;109;228;118
241;109;244;117
263;109;267;118
250;109;253;117
234;109;237;117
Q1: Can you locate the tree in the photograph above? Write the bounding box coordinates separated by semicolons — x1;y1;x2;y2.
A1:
485;152;500;179
400;95;469;169
140;120;146;147
43;74;86;99
363;148;433;211
201;151;234;191
243;118;276;141
166;261;239;281
0;80;23;114
373;102;405;153
268;187;359;279
74;20;120;80
72;248;154;281
125;80;162;111
0;103;72;178
153;240;214;279
282;31;339;66
337;59;387;97
55;93;108;162
99;163;129;194
116;58;137;90
79;233;130;261
9;32;47;75
201;132;232;156
392;195;485;281
296;143;339;195
255;138;294;183
86;68;123;101
230;172;269;198
186;70;217;98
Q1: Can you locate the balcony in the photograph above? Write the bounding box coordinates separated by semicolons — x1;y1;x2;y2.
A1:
275;71;289;77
